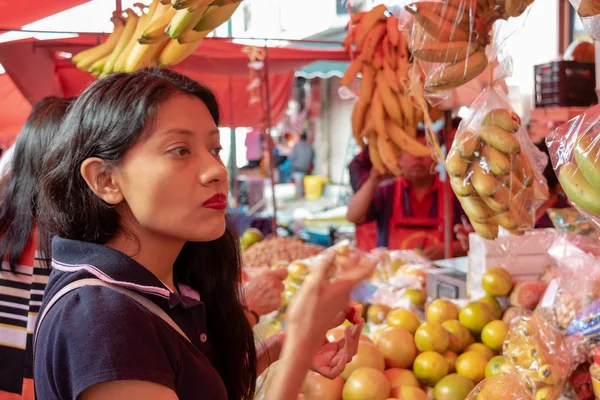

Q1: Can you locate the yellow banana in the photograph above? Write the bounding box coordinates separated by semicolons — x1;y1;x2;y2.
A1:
361;22;387;61
371;90;387;138
73;17;124;70
504;0;526;18
359;64;376;104
382;35;397;70
385;119;431;158
480;145;511;176
574;133;600;190
472;222;499;240
386;15;400;46
376;70;403;127
482;108;521;133
450;175;475;196
472;162;501;197
426;51;488;92
559;162;600;216
351;99;370;145
172;0;212;10
140;6;177;44
459;196;497;223
354;4;388;50
368;130;387;174
410;2;472;29
413;41;478;63
492;211;519;230
350;11;366;24
178;29;210;44
158;38;203;66
89;54;110;73
192;2;241;32
378;133;403;176
396;60;410;92
446;149;469;177
372;50;384;70
124;38;169;71
340;57;363;88
383;56;400;93
114;5;151;72
505;172;526;195
456;130;480;159
482;186;510;212
398;95;414;131
408;6;469;42
102;9;139;76
479;125;521;155
343;30;355;53
167;6;208;39
511;154;534;186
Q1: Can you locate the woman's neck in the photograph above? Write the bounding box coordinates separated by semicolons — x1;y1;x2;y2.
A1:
106;229;184;293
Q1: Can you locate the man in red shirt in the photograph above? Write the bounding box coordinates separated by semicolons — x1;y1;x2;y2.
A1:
346;133;466;260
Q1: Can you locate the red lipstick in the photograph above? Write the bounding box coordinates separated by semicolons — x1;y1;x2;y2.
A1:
202;193;227;210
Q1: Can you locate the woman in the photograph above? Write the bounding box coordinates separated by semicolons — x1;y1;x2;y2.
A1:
34;69;372;400
0;97;72;399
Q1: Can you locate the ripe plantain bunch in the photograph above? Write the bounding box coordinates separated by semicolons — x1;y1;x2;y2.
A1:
577;0;600;17
502;315;574;400
446;107;543;240
556;132;600;221
341;4;433;177
406;0;536;93
72;0;241;76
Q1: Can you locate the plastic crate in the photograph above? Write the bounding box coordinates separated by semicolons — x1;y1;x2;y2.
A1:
534;61;597;108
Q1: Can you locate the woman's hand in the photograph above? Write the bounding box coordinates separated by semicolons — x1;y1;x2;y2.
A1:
243;267;288;317
454;216;474;252
310;321;363;379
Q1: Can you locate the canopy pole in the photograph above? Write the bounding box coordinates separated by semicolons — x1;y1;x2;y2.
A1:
115;0;122;14
228;76;239;210
443;110;453;260
263;45;278;235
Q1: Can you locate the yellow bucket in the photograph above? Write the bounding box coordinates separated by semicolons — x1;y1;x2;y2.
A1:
304;176;327;200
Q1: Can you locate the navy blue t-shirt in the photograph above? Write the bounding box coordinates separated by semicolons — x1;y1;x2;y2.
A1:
34;237;227;400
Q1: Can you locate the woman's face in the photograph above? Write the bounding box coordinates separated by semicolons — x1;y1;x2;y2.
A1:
113;94;228;243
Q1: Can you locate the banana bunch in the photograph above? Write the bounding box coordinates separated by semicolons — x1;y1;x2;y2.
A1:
405;0;535;93
447;107;542;239
72;0;242;75
503;315;573;400
341;5;433;177
578;0;600;17
556;133;600;218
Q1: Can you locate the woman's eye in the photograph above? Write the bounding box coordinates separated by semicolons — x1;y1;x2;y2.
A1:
211;147;223;157
170;147;190;156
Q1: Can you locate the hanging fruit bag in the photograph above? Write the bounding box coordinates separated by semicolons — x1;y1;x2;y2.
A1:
446;85;549;240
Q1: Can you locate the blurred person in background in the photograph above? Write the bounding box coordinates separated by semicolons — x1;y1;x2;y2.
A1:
347;130;466;260
534;140;570;228
0;97;72;400
348;146;379;251
245;128;263;169
289;132;314;198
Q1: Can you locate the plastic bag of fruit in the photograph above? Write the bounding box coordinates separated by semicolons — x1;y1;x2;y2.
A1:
402;0;536;97
501;314;579;400
568;0;600;40
535;235;600;331
445;85;548;239
546;104;600;232
465;373;533;400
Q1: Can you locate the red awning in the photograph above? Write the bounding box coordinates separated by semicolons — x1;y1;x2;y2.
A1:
0;74;32;142
0;1;91;30
0;37;349;139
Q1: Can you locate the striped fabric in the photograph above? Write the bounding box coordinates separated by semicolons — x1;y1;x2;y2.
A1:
0;232;49;400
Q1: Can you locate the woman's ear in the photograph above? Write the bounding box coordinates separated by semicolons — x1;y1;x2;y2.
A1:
80;158;123;205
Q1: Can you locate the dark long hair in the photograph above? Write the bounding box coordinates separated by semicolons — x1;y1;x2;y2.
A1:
0;97;71;271
37;69;256;399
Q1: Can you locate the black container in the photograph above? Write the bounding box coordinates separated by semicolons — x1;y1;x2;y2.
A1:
534;61;597;108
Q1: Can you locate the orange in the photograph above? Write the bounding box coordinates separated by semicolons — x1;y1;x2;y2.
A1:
384;368;420;396
443;350;458;373
459;302;494;334
404;288;427;307
481;320;508;352
282;286;297;307
367;304;391;324
342;367;390;400
386;308;421;334
413;351;449;387
396;386;428;400
377;328;418;369
434;373;476;400
415;322;449;353
427;299;459;323
326;326;372;344
288;261;310;283
481;267;513;297
464;343;495;361
302;371;344;400
442;320;471;353
456;351;488;383
485;355;505;379
479;295;503;320
341;341;385;380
